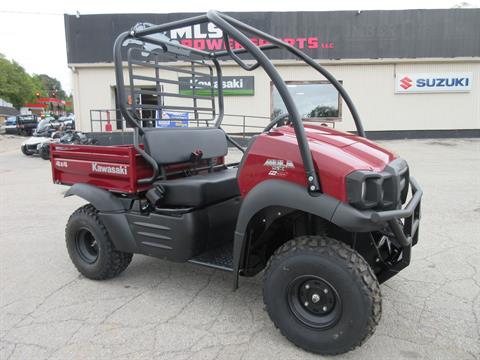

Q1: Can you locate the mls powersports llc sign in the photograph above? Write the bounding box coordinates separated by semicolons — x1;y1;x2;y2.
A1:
395;73;473;93
179;76;254;96
169;24;332;52
65;10;480;64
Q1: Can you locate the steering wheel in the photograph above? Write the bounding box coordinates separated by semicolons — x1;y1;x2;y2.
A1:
263;113;291;133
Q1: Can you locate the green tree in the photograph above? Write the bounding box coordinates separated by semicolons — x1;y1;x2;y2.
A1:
307;105;339;118
31;75;45;97
0;53;38;108
65;94;74;113
33;74;66;100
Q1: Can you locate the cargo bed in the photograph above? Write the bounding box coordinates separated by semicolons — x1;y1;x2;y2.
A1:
51;143;225;194
51;144;153;194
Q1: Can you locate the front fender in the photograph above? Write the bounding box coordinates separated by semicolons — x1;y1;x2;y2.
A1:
232;180;341;288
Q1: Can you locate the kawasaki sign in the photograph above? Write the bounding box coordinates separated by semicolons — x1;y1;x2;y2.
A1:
179;76;254;96
395;73;473;93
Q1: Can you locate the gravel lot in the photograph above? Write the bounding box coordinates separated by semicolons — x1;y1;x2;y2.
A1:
0;135;479;360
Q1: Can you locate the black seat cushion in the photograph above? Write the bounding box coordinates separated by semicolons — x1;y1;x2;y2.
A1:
143;128;228;165
154;168;240;207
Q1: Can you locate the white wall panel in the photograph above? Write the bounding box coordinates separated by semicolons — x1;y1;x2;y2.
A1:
73;60;480;133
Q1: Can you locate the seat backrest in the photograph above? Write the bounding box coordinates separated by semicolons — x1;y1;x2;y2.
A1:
143;128;228;165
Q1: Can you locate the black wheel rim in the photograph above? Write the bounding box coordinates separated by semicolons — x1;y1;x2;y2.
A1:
75;228;99;264
287;275;342;329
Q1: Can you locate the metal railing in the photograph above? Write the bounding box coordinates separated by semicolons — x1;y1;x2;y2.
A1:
89;109;271;137
89;109;336;138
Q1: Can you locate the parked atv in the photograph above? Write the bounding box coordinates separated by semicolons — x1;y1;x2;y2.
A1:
39;130;96;160
22;119;94;159
51;11;422;355
21;118;58;156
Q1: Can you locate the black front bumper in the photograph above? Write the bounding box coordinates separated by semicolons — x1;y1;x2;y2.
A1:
376;177;422;282
370;177;422;247
331;177;423;282
332;177;422;238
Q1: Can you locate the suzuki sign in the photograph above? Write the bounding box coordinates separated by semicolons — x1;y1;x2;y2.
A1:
395;73;473;93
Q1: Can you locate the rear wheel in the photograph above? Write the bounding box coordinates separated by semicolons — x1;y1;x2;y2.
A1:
66;204;133;280
263;235;381;355
21;145;34;156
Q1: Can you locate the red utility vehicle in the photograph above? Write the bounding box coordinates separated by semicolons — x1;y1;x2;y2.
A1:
52;11;422;355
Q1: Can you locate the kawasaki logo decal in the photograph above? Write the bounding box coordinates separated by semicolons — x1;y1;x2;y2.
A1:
396;73;472;93
92;163;128;176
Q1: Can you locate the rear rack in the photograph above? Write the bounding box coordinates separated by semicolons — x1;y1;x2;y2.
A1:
126;45;219;126
114;10;366;191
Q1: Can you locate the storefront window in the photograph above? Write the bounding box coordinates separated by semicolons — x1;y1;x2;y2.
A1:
271;82;341;120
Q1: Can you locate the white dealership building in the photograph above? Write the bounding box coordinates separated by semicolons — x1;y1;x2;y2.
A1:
65;9;480;138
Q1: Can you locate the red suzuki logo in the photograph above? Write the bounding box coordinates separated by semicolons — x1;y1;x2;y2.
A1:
400;76;413;90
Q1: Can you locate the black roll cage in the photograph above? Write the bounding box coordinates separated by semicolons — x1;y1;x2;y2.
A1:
114;10;366;193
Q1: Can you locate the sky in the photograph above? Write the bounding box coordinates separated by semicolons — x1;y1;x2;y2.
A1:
0;0;478;95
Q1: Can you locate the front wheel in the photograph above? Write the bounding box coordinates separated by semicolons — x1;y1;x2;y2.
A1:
66;204;133;280
263;236;381;355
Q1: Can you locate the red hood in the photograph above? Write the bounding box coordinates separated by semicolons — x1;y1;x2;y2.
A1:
237;124;398;202
275;125;397;201
280;125;396;171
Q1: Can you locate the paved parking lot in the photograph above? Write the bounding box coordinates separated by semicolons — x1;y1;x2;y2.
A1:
0;135;479;360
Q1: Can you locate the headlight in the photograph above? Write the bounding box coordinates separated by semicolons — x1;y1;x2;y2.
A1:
346;159;409;211
346;171;383;209
360;181;366;200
